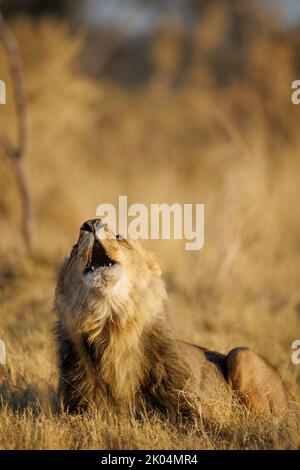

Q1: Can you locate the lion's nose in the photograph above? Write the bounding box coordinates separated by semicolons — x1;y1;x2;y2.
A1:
80;219;102;233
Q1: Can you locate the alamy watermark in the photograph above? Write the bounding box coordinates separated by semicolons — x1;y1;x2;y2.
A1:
291;80;300;105
291;340;300;365
0;340;6;365
96;196;204;251
0;80;6;104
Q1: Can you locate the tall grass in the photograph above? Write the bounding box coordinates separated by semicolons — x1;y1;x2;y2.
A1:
0;12;300;449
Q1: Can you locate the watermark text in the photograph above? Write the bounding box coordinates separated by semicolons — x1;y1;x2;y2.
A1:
96;196;204;251
291;80;300;105
0;340;6;365
291;340;300;365
0;80;6;104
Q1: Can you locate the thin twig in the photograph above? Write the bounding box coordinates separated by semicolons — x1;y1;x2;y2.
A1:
0;9;34;255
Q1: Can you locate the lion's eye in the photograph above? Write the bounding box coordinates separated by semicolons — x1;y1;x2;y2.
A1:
116;234;124;240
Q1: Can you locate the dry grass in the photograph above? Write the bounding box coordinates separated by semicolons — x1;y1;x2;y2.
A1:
0;13;300;449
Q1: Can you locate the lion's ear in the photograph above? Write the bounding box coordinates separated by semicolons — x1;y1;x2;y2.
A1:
130;240;162;276
141;249;162;277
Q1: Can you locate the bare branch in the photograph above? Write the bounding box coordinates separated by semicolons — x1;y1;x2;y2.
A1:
0;9;34;255
0;10;28;158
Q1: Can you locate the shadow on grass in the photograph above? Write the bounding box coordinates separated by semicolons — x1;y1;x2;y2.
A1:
0;380;40;415
0;377;58;416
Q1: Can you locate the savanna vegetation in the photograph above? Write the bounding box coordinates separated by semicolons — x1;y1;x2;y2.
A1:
0;1;300;449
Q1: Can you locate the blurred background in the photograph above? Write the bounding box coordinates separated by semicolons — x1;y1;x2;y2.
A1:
0;0;300;434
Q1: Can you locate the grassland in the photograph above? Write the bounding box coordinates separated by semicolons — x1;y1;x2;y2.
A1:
0;14;300;449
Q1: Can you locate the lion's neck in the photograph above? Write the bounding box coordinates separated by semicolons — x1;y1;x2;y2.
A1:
81;305;157;402
63;280;168;403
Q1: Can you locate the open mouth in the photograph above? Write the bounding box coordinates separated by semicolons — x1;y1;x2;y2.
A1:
84;239;116;274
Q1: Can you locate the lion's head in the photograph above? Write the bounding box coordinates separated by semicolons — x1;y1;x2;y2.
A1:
56;219;167;334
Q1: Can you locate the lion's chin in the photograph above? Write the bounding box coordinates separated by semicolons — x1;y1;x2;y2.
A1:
83;263;125;293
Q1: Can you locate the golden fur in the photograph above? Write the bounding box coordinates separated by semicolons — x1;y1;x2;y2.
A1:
54;219;297;423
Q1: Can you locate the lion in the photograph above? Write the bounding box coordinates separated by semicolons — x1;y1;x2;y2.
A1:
54;219;297;423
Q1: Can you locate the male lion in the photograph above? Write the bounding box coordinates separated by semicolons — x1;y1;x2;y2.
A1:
55;219;296;422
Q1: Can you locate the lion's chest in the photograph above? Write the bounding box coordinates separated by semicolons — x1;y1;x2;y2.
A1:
86;327;146;402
